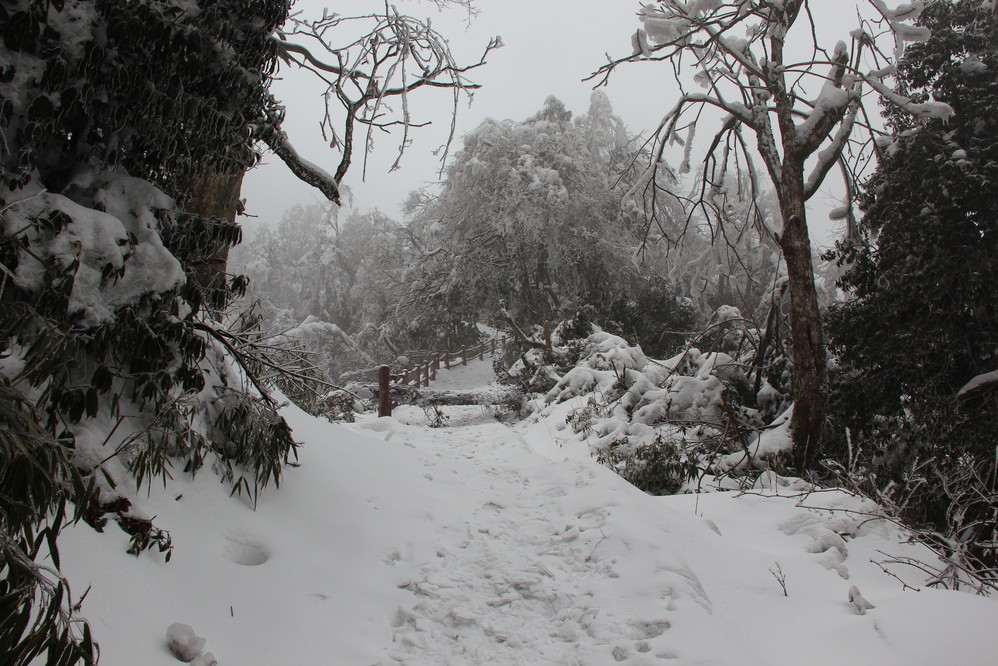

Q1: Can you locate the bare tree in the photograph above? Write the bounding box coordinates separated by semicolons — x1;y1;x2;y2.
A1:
267;4;502;201
589;0;952;472
194;3;498;311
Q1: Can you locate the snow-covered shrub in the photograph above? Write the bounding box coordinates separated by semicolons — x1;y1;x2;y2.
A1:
1;0;292;661
596;434;699;495
536;314;795;493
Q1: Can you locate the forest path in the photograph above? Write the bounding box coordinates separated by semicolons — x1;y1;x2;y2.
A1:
425;355;497;392
370;403;710;665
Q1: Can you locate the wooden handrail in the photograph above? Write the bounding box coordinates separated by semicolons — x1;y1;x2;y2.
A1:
381;336;508;393
377;336;512;416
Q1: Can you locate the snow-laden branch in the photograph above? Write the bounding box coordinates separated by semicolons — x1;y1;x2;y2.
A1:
257;113;341;204
275;7;501;186
590;0;944;246
804;103;858;201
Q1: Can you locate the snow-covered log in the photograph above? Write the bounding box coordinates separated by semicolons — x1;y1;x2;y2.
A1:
349;384;523;409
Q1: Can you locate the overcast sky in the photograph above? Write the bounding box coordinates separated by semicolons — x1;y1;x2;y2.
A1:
243;0;869;246
243;0;673;224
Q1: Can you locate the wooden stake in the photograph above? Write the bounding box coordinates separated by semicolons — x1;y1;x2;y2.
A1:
378;365;392;417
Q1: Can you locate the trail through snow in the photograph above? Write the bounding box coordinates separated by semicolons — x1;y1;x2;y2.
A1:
427;356;497;392
51;361;998;665
377;406;708;664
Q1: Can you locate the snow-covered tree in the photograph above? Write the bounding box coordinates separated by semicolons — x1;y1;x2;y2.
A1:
271;5;500;191
0;1;491;661
1;2;296;660
590;0;956;471
399;94;695;355
232;204;416;377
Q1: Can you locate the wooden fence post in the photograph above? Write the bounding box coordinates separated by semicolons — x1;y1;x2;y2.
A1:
445;352;451;370
461;348;467;366
423;363;430;387
544;322;554;364
378;365;392;417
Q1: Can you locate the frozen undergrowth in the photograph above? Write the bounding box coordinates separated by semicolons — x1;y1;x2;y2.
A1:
513;316;796;492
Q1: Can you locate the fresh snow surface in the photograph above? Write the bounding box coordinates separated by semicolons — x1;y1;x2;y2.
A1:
53;391;998;664
958;369;998;397
429;356;497;391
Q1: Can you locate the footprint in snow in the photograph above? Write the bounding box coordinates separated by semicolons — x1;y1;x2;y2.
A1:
222;533;270;566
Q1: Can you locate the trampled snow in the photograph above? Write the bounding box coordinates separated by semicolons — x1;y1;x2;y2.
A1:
52;362;998;664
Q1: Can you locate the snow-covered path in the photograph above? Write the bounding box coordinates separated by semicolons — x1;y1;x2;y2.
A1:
377;407;702;664
427;356;497;391
53;380;998;665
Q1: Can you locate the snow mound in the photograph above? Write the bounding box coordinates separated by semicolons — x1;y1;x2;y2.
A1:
166;623;206;662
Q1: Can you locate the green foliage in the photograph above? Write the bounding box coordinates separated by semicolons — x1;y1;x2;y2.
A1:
0;377;97;665
0;0;287;197
577;280;699;358
826;0;998;570
596;435;699;496
211;390;298;506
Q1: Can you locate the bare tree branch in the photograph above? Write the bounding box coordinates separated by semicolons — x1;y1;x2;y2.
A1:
271;6;502;188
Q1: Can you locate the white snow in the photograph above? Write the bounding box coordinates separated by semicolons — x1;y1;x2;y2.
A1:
4;173;185;328
430;356;497;391
960;57;988;74
50;395;998;664
166;623;207;662
716;404;795;473
958;369;998;397
829;205;850;220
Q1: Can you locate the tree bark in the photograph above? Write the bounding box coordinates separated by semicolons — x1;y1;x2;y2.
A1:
777;168;828;473
184;165;246;312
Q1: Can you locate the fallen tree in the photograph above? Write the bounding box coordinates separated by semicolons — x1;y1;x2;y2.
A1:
333;384;523;411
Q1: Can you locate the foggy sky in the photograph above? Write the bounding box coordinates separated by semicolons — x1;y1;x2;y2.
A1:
243;0;872;248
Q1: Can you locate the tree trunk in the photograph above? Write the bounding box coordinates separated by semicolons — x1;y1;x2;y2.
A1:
777;174;828;473
184;165;246;312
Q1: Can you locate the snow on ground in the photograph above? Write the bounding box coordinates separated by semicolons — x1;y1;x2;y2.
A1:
428;356;497;392
53;380;998;664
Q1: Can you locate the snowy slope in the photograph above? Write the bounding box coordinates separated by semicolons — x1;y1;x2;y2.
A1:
53;397;998;665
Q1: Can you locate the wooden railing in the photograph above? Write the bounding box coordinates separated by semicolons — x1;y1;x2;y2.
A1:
378;336;507;416
388;336;507;387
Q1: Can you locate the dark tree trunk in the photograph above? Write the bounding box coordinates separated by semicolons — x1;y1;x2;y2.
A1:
777;168;828;473
184;165;246;312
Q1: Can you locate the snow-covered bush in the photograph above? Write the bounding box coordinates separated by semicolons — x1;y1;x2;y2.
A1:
595;434;699;495
1;1;293;662
524;311;794;493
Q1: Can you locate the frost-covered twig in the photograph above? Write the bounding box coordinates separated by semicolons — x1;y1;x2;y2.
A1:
274;6;500;185
769;562;788;596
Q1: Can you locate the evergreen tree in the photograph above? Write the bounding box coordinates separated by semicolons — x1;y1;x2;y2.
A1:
827;0;997;568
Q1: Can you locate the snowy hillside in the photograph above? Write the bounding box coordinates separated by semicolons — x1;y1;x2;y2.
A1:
51;358;998;665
